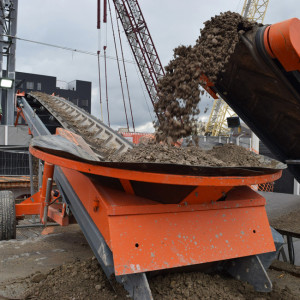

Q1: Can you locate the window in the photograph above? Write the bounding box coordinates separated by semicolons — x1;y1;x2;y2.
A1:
81;99;88;107
26;81;34;89
37;82;42;90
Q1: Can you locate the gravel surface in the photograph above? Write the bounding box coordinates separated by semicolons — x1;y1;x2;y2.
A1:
22;257;127;300
15;257;300;300
108;143;275;168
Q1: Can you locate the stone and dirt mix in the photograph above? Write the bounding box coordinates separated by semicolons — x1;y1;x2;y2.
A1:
11;256;299;300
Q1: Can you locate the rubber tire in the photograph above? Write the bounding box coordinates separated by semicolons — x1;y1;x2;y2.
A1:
0;191;16;240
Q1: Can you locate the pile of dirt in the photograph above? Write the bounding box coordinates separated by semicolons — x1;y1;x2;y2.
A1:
108;143;273;168
150;271;297;300
207;143;267;167
23;257;127;300
154;12;257;142
20;257;299;300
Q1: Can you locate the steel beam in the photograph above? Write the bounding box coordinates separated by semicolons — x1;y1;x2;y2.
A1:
6;0;18;125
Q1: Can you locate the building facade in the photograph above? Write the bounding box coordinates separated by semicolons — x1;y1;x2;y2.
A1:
0;71;92;175
0;71;91;125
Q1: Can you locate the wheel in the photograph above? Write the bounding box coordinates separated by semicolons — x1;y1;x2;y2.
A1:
0;191;16;240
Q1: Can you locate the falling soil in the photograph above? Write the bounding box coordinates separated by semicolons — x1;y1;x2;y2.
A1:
154;12;257;142
108;143;274;168
15;257;300;300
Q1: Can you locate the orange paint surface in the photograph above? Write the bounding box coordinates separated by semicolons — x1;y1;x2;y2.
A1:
264;18;300;71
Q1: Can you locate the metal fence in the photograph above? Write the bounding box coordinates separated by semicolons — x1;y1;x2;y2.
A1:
0;147;30;176
183;135;252;150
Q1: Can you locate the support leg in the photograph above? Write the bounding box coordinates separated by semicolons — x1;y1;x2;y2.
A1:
28;153;34;201
227;255;272;292
28;152;38;224
40;162;54;224
54;167;153;299
227;227;284;292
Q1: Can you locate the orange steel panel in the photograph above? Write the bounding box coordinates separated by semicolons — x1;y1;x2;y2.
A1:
264;18;300;72
29;144;281;275
181;186;232;204
14;107;27;126
58;166;274;275
48;204;69;226
101;186;267;216
61;167;113;247
40;162;54;221
120;179;135;195
29;147;282;187
110;205;274;275
15;203;41;216
15;191;42;217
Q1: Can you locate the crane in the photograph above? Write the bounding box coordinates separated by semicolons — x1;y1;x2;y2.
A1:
111;0;165;117
205;0;270;136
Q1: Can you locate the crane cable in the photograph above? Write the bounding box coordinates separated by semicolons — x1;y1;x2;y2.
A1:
97;51;103;121
97;0;103;121
114;4;135;132
103;47;110;126
103;0;110;126
108;0;129;131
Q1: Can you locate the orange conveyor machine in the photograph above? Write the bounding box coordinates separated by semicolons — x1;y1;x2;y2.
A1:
2;17;300;299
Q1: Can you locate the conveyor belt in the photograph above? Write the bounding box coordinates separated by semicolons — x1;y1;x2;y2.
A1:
214;25;300;182
18;92;132;160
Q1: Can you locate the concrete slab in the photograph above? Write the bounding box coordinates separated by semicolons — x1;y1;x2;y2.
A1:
0;224;92;283
262;191;300;222
260;191;300;266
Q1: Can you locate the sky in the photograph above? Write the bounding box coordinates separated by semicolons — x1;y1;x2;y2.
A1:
15;0;300;132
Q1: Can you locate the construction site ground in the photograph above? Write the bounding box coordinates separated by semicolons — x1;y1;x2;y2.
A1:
0;192;299;300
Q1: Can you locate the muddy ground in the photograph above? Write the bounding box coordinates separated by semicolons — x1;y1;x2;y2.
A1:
1;224;300;300
3;259;300;300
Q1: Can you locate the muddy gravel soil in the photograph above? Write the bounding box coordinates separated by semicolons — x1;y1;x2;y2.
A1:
6;257;299;300
154;12;258;142
107;143;275;168
31;92;274;169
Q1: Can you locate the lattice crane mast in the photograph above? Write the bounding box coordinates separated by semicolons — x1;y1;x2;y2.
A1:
112;0;165;112
205;0;270;136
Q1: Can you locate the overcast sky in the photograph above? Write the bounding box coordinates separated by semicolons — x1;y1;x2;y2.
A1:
15;0;299;132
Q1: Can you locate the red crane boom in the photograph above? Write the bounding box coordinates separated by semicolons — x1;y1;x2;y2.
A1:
112;0;165;110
